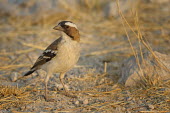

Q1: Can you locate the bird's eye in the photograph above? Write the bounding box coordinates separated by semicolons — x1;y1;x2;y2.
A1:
65;25;69;29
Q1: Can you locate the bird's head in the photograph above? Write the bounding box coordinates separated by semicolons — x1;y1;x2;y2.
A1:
53;21;80;42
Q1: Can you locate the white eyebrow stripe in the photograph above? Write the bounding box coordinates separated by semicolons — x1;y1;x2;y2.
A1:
65;22;77;29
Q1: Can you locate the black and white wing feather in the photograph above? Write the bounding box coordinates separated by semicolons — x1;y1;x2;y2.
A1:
24;37;62;76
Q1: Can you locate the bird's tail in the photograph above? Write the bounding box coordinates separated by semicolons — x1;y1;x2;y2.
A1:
24;69;35;76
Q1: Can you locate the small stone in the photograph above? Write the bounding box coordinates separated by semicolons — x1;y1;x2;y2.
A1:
118;97;124;101
10;72;18;82
55;84;70;91
148;104;154;109
20;106;26;111
127;97;132;101
99;78;105;84
83;99;89;105
75;100;79;105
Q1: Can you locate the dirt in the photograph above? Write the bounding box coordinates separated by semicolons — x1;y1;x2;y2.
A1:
0;1;170;113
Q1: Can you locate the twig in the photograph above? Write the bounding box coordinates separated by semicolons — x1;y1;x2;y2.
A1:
104;62;107;73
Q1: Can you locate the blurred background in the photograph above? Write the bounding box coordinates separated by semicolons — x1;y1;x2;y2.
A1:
0;0;170;89
0;0;170;112
0;0;170;74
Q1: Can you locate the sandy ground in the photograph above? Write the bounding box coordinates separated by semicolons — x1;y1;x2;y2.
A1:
0;24;125;112
0;1;170;112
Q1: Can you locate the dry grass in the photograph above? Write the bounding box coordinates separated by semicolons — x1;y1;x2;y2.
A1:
0;0;170;112
116;0;170;87
130;80;170;111
0;85;32;109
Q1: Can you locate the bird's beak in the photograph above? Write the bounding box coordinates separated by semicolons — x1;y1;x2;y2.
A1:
53;25;64;31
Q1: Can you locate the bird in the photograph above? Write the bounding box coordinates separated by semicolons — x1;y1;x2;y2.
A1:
24;21;80;100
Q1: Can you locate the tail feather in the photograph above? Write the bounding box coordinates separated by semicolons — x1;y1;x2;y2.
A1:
24;69;35;76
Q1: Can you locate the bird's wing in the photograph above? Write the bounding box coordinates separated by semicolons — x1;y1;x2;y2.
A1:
31;37;62;70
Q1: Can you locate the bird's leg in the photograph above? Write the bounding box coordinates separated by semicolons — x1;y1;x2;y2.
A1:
59;72;68;94
44;72;51;101
45;81;48;100
59;72;77;98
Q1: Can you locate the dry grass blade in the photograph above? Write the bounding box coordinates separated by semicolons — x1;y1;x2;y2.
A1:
116;0;170;73
60;101;119;112
0;64;30;70
85;47;129;56
0;48;35;56
140;111;169;113
9;55;25;65
20;41;45;50
116;0;170;88
0;56;10;62
116;0;147;85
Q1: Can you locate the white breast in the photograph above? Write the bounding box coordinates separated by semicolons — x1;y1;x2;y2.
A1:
43;35;80;73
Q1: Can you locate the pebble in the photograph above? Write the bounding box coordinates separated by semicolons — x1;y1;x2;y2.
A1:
99;78;105;84
118;97;124;101
127;97;132;101
10;72;18;82
83;99;89;105
55;84;70;91
148;104;154;109
75;100;79;105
